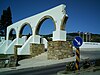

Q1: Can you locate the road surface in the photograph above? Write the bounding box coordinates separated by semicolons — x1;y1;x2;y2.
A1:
0;50;100;75
0;62;66;75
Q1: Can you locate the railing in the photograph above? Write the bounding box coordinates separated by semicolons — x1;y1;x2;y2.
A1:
5;37;26;54
17;37;26;45
41;38;48;49
18;36;33;55
5;38;17;54
0;40;12;54
0;41;4;46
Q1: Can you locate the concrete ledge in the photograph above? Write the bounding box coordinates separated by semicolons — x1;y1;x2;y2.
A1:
53;30;66;41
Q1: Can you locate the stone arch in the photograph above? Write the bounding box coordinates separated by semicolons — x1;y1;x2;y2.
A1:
19;22;32;38
35;15;56;35
8;28;16;40
60;15;68;30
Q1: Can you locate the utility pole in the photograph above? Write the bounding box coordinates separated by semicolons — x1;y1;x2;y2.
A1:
85;32;88;42
82;32;84;42
89;33;91;42
78;31;80;37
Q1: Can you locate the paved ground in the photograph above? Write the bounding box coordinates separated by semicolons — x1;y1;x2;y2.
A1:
0;49;100;74
58;70;100;75
0;52;88;72
0;62;66;75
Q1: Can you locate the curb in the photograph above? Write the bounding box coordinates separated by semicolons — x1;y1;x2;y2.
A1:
57;71;75;75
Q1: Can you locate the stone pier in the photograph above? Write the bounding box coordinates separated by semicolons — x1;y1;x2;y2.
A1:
47;41;73;60
30;43;45;57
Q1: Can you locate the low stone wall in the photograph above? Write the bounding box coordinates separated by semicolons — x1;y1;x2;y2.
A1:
30;43;45;57
0;55;17;68
47;41;73;60
6;55;17;67
0;59;6;68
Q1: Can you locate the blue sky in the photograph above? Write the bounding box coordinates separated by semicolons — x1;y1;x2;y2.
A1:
0;0;100;34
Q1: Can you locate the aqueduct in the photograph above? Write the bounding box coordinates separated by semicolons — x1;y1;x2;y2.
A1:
0;4;73;59
6;4;67;41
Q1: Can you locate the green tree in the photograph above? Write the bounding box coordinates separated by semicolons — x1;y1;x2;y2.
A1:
0;6;12;38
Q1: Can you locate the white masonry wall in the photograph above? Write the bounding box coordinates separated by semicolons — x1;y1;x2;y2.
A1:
7;4;68;41
4;4;68;54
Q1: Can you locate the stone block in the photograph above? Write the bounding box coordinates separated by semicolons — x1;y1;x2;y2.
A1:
6;55;17;67
47;41;73;60
30;43;45;57
0;60;5;68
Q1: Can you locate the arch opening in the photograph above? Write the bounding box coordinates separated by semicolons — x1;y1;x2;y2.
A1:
8;28;16;40
19;23;32;40
35;16;55;41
